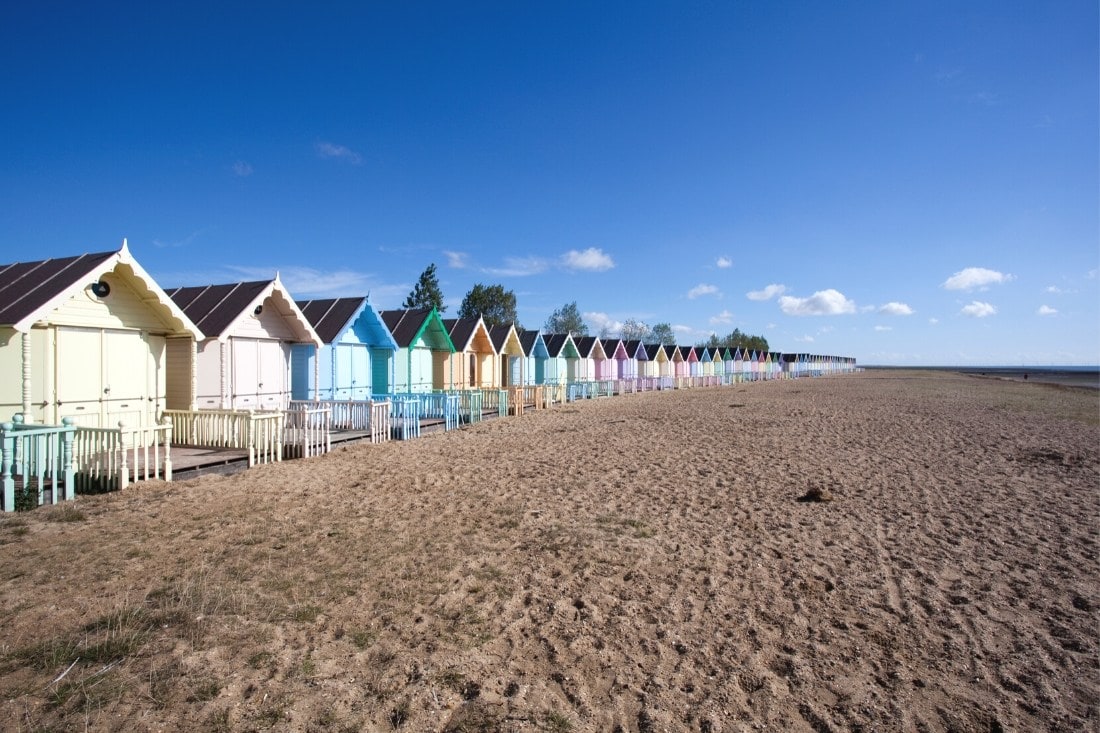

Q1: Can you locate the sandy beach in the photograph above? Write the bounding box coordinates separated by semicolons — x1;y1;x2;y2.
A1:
1;370;1097;732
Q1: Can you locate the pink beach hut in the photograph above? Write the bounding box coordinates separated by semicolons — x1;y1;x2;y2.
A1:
597;338;627;380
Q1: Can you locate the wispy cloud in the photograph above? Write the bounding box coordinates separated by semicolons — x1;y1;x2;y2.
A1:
1037;305;1057;316
484;256;550;277
443;250;469;268
746;283;787;301
316;141;363;165
561;247;614;272
153;229;207;249
778;289;856;316
687;283;719;299
231;160;253;177
716;256;732;269
879;302;914;316
874;325;893;332
929;318;939;325
165;264;401;302
943;267;1014;291
709;309;734;326
960;300;997;318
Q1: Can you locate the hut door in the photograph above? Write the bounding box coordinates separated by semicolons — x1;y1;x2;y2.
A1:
370;350;389;394
469;354;476;387
334;344;354;400
256;340;286;410
351;345;369;400
104;330;149;429
232;339;260;409
55;327;103;427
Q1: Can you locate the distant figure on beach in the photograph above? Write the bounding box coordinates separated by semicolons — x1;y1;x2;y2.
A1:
1024;373;1029;381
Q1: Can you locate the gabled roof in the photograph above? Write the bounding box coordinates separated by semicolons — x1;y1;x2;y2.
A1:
623;339;647;359
643;343;667;360
679;346;698;362
296;297;398;350
600;337;626;359
296;297;364;344
167;275;320;346
573;335;604;359
518;329;549;358
380;308;455;351
488;324;523;355
543;333;579;358
0;241;202;337
442;316;493;353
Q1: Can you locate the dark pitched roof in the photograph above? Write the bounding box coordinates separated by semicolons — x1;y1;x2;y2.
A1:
600;338;623;356
573;336;597;358
643;343;665;359
443;317;479;351
380;308;433;348
543;333;571;358
0;250;117;326
518;329;541;355
165;281;270;338
296;297;365;344
488;324;515;352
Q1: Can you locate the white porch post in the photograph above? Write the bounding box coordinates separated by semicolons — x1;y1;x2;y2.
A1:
190;338;198;410
220;339;229;409
21;331;32;422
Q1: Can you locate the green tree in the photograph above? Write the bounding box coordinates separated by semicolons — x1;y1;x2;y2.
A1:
544;301;588;335
458;283;519;328
650;322;675;345
619;318;650;341
403;263;446;312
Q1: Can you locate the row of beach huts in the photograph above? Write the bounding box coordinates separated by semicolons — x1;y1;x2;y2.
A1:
0;242;857;511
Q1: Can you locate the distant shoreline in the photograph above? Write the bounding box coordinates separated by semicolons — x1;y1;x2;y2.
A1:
865;365;1100;390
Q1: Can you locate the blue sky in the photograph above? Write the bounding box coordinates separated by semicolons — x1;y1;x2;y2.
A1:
2;2;1096;365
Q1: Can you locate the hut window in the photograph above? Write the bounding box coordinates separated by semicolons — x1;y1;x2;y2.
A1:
469;353;476;387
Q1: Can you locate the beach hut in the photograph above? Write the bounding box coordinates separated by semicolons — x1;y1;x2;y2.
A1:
442;316;497;389
291;297;397;401
0;241;202;428
668;345;686;378
622;339;646;381
698;347;714;377
379;308;455;392
488;324;525;387
642;344;670;378
166;276;320;411
543;333;580;385
571;336;606;382
597;337;627;381
519;330;549;385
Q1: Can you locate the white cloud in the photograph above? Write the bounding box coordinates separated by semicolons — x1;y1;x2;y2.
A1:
879;302;914;316
943;267;1014;291
1037;305;1057;316
960;301;997;318
687;283;719;299
1045;285;1062;294
794;335;815;343
778;289;857;316
709;309;734;326
874;325;893;332
929;318;939;325
231;160;253;177
746;283;787;301
585;311;622;334
561;247;614;272
484;256;550;277
443;250;468;268
316;141;363;165
716;256;732;269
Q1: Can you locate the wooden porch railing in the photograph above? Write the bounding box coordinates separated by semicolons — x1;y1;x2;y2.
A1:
72;420;174;493
284;404;331;459
1;416;76;511
480;389;508;416
162;409;283;466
